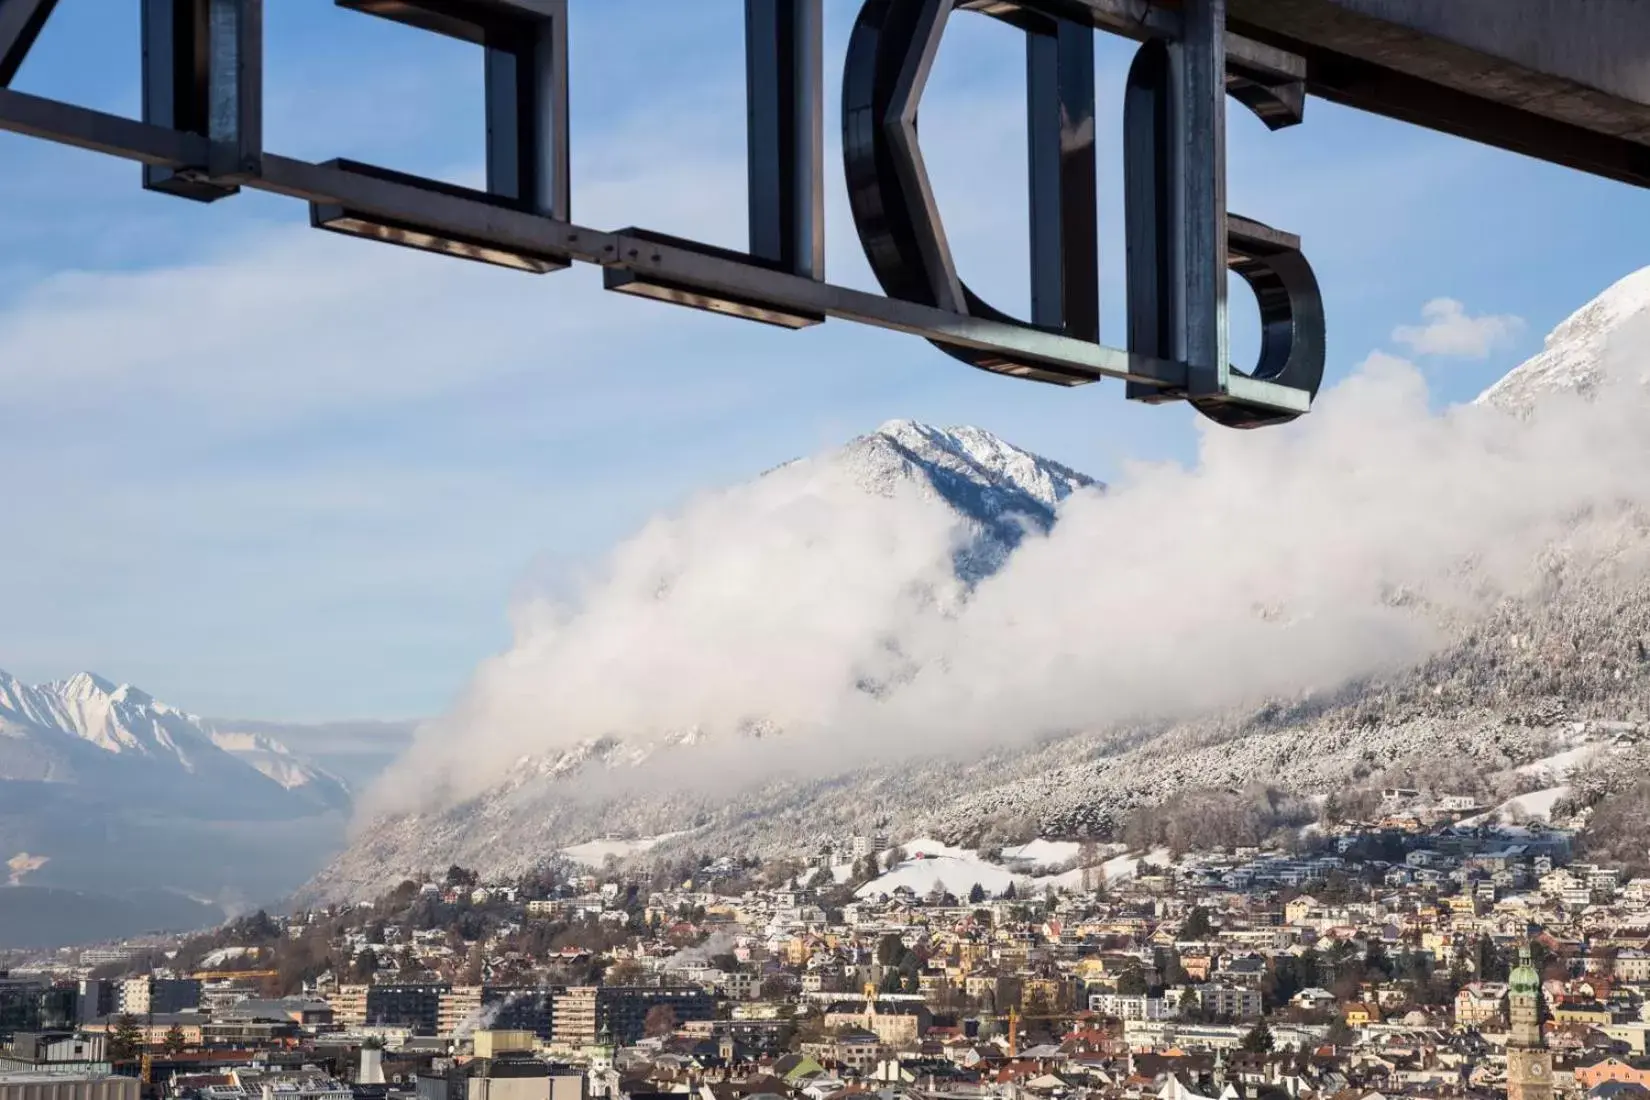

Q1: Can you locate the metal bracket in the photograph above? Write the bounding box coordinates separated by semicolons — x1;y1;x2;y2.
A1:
141;0;262;201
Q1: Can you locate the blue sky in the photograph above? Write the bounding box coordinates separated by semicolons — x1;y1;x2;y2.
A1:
1;0;1648;721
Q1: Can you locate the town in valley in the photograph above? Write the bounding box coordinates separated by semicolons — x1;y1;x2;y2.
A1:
3;779;1648;1100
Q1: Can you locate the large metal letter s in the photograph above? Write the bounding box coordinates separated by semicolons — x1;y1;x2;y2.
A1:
1124;34;1324;429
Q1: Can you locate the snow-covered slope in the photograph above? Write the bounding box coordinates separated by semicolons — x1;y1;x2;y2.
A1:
207;729;352;811
1478;266;1650;412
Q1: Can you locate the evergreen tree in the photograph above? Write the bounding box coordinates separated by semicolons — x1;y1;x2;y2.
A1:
1240;1020;1274;1053
1179;906;1214;940
1474;934;1509;981
968;883;986;904
1265;955;1302;1011
351;947;380;982
163;1024;187;1057
110;1016;144;1062
1178;987;1202;1018
1364;939;1392;979
1299;946;1321;991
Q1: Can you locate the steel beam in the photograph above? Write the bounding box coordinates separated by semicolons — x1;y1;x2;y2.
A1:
0;85;210;165
0;88;1250;400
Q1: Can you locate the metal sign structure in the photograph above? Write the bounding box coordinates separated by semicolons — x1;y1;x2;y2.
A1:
0;1;1645;429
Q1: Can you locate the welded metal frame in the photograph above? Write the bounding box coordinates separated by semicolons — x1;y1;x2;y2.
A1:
0;0;56;86
0;0;1337;423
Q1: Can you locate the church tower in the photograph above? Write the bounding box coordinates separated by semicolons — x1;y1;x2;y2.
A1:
1506;945;1552;1100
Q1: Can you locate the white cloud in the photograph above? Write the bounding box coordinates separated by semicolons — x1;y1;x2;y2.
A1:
1392;297;1524;359
371;308;1650;815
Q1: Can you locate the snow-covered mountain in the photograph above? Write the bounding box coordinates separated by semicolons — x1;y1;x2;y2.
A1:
0;670;354;940
205;729;352;810
0;668;349;811
307;268;1650;902
1479;266;1650;412
840;419;1094;522
833;419;1097;580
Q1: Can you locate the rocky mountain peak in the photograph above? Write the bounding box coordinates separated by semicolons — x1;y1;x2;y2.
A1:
1479;265;1650;412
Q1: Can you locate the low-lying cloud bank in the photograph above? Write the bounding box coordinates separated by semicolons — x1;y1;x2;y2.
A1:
363;306;1650;821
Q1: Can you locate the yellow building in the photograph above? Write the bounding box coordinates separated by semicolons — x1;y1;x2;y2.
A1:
823;1002;931;1046
474;1030;536;1058
1553;1003;1616;1027
1344;1003;1382;1027
1021;978;1066;1014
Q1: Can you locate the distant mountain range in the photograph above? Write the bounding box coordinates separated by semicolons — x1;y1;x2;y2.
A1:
0;670;407;947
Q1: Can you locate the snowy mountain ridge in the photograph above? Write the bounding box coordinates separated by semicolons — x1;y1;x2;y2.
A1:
1;668;213;768
1478;266;1650;412
0;667;347;806
832;419;1096;569
0;668;365;942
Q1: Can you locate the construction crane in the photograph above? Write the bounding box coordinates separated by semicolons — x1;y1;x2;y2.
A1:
189;969;279;981
141;994;153;1088
998;1007;1079;1059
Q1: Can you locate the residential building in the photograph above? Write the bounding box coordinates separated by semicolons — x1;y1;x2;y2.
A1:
1455;982;1507;1026
823;1001;930;1047
326;986;368;1030
365;983;449;1035
1191;984;1262;1020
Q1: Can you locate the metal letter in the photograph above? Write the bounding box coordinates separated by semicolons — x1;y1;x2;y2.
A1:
337;0;568;220
604;0;828;327
1124;33;1324;427
843;0;1099;384
322;1;570;271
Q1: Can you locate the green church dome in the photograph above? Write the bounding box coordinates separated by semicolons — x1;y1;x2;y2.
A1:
1510;945;1541;995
